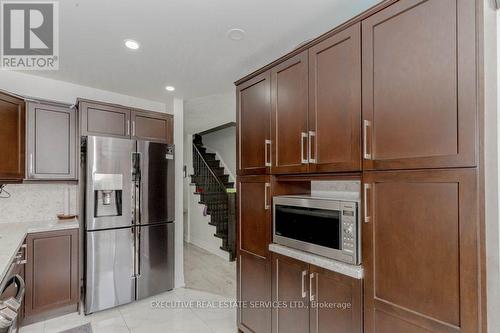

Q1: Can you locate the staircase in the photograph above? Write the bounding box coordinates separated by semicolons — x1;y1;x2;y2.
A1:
190;134;236;261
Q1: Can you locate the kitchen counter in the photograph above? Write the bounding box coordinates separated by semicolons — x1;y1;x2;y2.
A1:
0;219;79;282
269;243;364;279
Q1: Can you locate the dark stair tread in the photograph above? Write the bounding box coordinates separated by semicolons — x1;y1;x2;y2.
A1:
213;233;228;240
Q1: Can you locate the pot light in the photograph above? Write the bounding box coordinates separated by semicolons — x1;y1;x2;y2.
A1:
227;28;245;41
124;39;140;50
165;86;175;92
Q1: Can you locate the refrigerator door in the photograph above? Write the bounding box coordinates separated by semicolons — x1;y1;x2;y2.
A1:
137;141;175;224
85;228;135;314
86;136;136;231
136;223;175;300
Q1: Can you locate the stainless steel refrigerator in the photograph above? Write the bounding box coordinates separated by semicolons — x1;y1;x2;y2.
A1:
84;136;175;314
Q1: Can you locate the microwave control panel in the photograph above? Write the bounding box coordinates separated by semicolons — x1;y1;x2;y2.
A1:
341;202;358;259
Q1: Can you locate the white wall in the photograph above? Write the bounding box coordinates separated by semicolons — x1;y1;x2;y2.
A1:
0;71;168;113
184;92;235;134
202;126;236;180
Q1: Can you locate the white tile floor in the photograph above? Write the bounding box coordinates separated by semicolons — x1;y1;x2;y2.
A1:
19;288;237;333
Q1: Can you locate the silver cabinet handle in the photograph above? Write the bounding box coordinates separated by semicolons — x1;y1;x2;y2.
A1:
301;132;308;164
264;183;271;210
29;153;34;176
132;121;136;137
308;131;316;164
309;273;316;301
364;183;371;223
363;120;372;160
301;270;308;298
265;140;272;167
127;120;130;136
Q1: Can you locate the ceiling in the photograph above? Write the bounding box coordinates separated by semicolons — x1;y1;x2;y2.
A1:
31;0;381;104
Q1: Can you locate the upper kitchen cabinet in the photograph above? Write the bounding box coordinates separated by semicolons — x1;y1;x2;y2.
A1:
362;169;479;333
362;0;477;170
26;102;77;180
79;99;173;143
0;91;25;182
131;109;173;144
237;71;271;176
271;51;309;174
308;23;361;173
79;100;131;139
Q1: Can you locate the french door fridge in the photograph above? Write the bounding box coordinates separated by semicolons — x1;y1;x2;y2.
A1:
84;136;175;314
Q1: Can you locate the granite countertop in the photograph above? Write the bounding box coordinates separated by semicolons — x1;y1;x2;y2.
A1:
0;219;79;283
269;243;364;279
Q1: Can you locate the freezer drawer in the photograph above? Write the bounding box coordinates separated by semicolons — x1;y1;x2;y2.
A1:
136;223;175;300
86;228;135;314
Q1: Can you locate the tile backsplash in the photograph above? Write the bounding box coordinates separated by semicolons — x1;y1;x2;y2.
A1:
0;183;78;224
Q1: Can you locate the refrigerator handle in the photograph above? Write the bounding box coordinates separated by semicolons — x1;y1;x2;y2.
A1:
135;226;141;277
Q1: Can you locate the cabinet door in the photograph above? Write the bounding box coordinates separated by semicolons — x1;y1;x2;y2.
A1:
132;109;173;144
309;265;362;333
0;93;25;181
238;175;272;258
363;169;479;333
271;52;309;174
362;0;476;170
25;229;79;319
272;253;309;333
238;251;272;333
27;103;77;180
237;72;271;176
308;23;361;173
80;101;131;138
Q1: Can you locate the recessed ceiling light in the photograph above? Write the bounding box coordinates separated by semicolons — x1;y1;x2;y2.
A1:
227;28;245;41
124;39;140;50
165;86;175;92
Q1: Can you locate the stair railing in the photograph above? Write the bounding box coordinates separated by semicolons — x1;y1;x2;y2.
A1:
192;143;236;260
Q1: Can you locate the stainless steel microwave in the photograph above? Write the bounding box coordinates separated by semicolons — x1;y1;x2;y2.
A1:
273;195;360;265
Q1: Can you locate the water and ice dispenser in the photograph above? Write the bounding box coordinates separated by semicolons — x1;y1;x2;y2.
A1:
93;173;123;217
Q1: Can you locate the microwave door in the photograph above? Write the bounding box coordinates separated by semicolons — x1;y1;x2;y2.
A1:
274;205;341;250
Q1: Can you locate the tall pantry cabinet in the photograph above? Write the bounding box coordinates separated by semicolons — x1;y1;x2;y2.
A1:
236;0;483;333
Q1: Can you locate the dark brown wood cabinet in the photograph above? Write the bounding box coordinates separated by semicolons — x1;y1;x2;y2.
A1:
79;100;173;143
309;265;362;333
26;102;77;180
80;100;131;139
237;72;271;176
361;0;477;170
271;51;309;175
308;23;361;173
0;92;25;181
271;253;363;333
238;251;272;333
132;109;173;144
362;169;479;333
237;175;272;333
24;229;79;322
272;254;310;333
